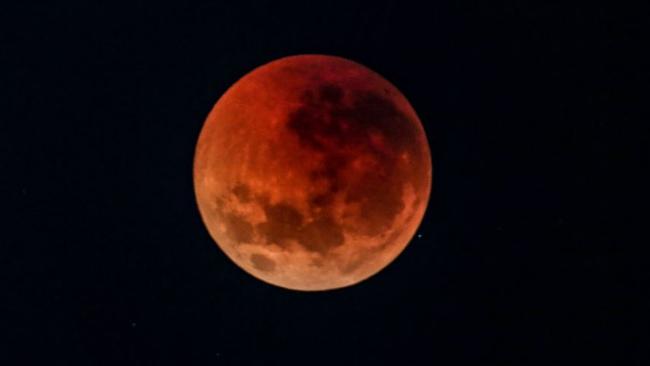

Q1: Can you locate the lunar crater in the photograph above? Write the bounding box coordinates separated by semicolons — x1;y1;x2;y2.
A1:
250;253;276;272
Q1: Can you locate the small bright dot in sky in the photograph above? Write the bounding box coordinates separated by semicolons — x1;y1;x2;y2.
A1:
417;233;422;238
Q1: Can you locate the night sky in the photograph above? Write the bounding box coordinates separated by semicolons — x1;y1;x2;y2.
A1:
3;2;648;365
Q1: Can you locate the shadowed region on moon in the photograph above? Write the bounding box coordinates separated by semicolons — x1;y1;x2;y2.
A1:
194;55;432;291
256;200;345;255
231;183;252;203
257;202;303;246
287;84;416;237
250;253;276;272
222;211;254;243
218;183;347;255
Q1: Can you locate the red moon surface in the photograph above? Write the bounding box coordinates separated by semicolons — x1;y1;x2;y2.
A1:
194;55;432;291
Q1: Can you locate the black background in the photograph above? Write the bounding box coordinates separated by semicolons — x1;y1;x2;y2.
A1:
3;2;648;365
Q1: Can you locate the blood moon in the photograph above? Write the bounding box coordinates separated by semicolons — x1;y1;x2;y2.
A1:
194;55;432;291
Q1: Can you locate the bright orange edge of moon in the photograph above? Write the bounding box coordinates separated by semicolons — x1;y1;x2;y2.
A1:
193;54;432;291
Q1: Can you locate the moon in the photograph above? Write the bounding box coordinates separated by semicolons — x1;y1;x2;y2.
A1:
194;55;432;291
